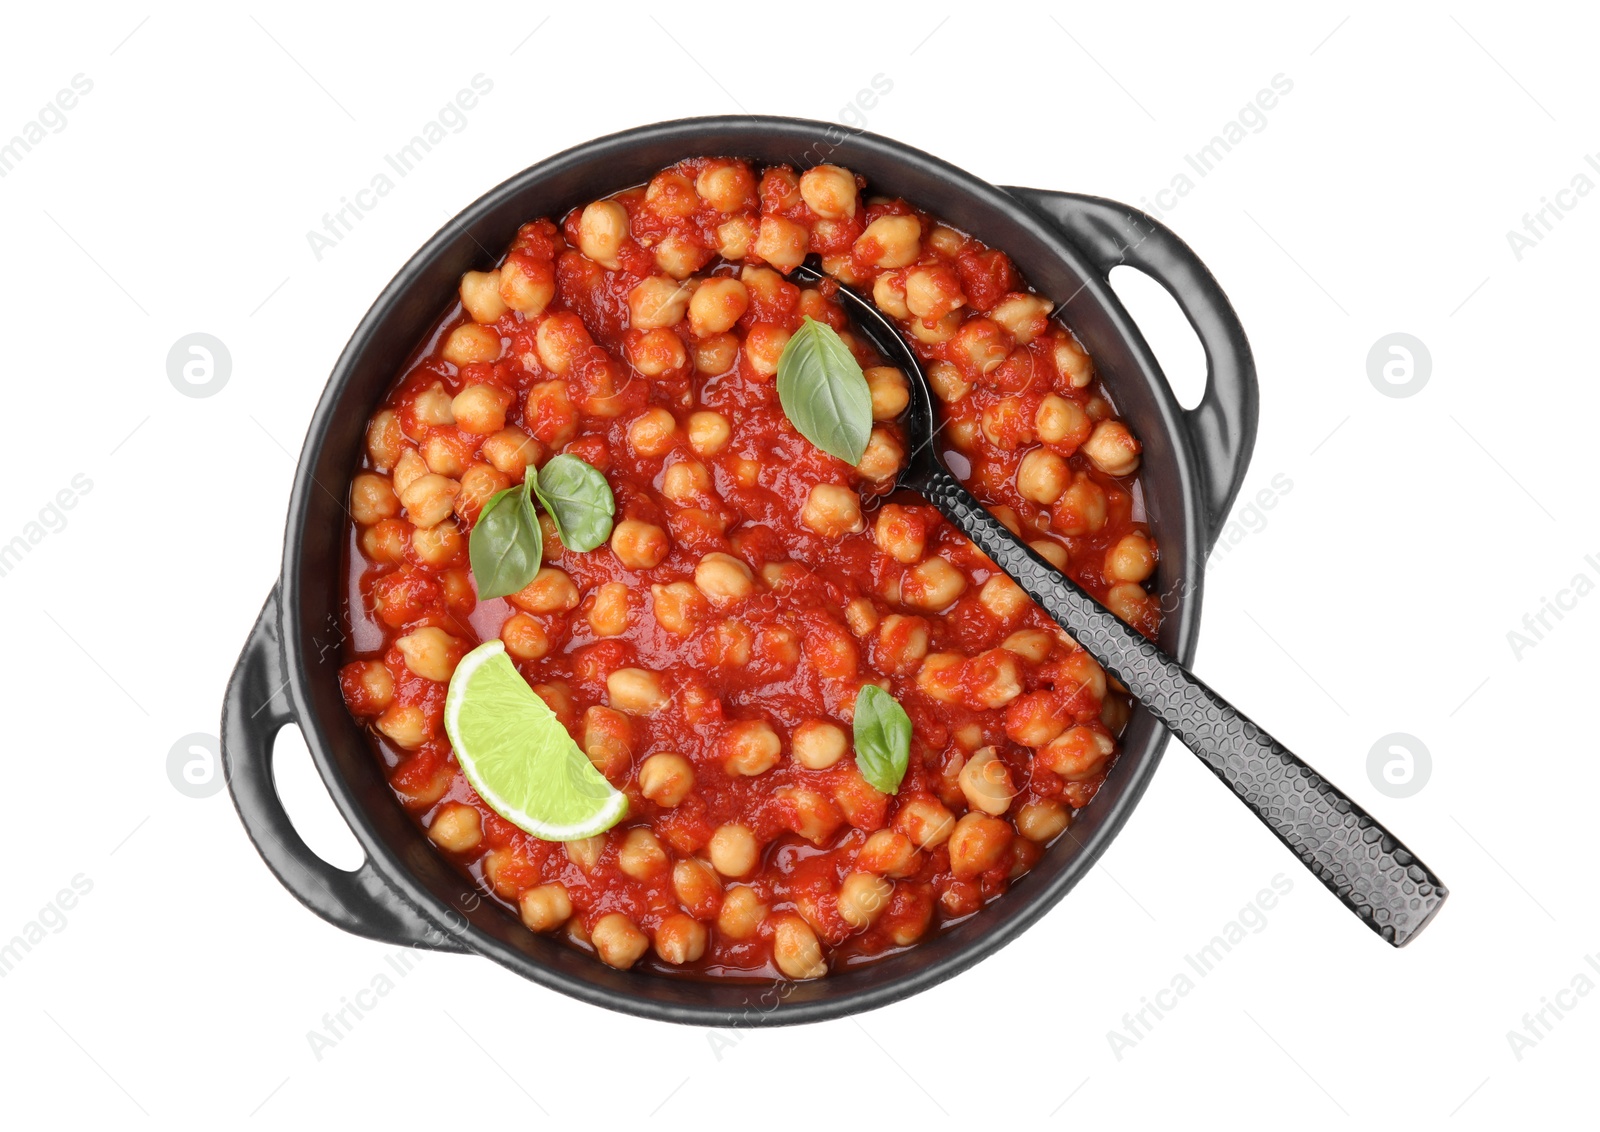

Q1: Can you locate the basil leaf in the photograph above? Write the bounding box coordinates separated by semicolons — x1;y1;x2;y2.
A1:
469;478;542;600
776;316;872;465
533;454;615;552
853;684;912;795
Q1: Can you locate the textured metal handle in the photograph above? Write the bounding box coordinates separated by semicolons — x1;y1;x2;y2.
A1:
913;467;1448;946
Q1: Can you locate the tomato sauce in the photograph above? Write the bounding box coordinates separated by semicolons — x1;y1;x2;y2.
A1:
339;157;1157;980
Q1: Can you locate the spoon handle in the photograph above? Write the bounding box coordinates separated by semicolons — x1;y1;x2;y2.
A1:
915;466;1448;946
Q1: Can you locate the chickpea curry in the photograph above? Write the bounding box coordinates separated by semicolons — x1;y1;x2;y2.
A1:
339;157;1160;981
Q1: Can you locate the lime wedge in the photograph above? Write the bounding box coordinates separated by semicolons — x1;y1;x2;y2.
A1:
443;640;628;842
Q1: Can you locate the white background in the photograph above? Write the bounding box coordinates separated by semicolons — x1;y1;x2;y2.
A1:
2;2;1594;1127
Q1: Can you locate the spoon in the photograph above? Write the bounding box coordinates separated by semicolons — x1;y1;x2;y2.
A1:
798;264;1449;946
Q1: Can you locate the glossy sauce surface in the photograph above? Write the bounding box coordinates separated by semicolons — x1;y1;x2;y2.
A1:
338;157;1159;980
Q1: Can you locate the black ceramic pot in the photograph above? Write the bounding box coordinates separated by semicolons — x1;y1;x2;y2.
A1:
222;115;1258;1025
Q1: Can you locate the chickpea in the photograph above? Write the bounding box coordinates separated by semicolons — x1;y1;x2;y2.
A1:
591;913;650;970
566;834;606;872
639;753;695;807
1053;335;1095;386
372;703;433;751
915;651;965;704
1053;473;1109;537
989;294;1053;344
366;410;406;473
874;505;925;564
479;427;540;479
1105;532;1156;584
778;785;843;844
421;434;466;478
1043;725;1116;781
864;366;910;420
576;200;629;268
629;328;687;376
609;519;670;571
452;385;511;435
1016;800;1070;843
628;276;692;330
397;473;460;529
394;627;461;683
688;277;750;338
902;556;968;611
696;161;756;212
500;613;551;661
1003;690;1067;748
754;215;809;272
1026;540;1069;573
587;582;630;637
442;323;501;366
717;885;767;939
1036;394;1091;450
895;796;956;849
792;719;847;770
925;363;970;409
772;914;827;980
509;568;580;614
350;473;399;526
524;380;576;448
582;705;635;779
620;409;672;457
970;649;1023;709
855;214;922;269
873;273;911;319
608;667;668;714
708;824;759;878
1016;449;1070;505
410;384;455;432
958;748;1017;816
653;914;708;965
694;333;740;375
499;258;555;315
618;827;669;880
654;232;711;279
978;574;1029;622
506;884;572;936
744;322;791;377
1081;419;1142;476
458;269;509;324
797;164;858;219
695;552;755;601
686;411;732;456
673;857;723;916
837;871;893;931
904;265;966;321
801;484;864;538
723;719;781;776
716;216;756;260
427;802;482;853
1002;629;1056;665
845;597;879;638
876;614;930;674
1061;649;1108;701
1106;582;1152;626
347;661;394;714
650;581;706;634
457;463;511;523
857;428;904;483
947;812;1014;879
858;830;920;878
915;310;960;345
661;460;711;505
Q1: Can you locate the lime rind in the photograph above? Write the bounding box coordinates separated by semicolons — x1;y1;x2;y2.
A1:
443;640;628;842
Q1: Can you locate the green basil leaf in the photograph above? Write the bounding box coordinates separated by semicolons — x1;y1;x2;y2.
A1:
775;316;872;465
853;684;913;795
469;478;542;600
533;454;615;552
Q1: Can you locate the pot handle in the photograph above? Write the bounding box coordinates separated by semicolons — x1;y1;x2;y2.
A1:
1004;188;1259;551
222;588;468;953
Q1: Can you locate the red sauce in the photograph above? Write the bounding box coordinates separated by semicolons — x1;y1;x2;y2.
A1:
339;157;1158;980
